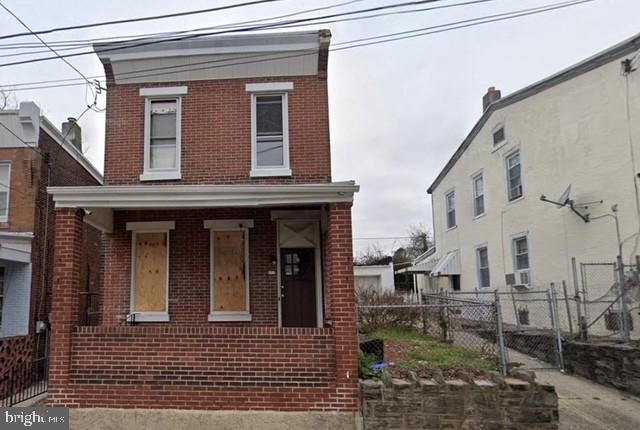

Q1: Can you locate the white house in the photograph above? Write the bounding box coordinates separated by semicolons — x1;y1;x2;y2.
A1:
413;33;640;300
354;263;395;293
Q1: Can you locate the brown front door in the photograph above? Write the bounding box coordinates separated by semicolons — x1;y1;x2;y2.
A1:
281;248;317;327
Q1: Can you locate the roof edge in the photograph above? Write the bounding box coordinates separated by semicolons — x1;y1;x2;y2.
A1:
428;31;640;194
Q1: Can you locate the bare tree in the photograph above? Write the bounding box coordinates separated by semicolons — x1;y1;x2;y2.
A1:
354;244;392;266
405;223;432;258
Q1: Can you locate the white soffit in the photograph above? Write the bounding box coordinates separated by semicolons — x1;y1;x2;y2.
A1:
48;182;359;209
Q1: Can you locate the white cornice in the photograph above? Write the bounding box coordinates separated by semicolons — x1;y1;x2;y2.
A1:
48;182;359;209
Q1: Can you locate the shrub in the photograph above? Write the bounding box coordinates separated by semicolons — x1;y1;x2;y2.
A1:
357;286;421;333
358;352;383;379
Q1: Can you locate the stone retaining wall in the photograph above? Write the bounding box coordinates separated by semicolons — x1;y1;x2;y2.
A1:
563;341;640;395
360;374;558;429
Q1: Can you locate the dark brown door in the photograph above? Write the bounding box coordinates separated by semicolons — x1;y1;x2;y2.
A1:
281;248;317;327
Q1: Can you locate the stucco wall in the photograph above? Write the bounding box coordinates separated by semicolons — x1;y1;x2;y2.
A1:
430;47;640;292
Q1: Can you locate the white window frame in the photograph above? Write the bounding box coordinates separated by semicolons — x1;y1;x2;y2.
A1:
139;87;187;182
475;245;491;289
511;234;532;286
246;82;293;178
472;171;485;218
505;149;524;203
126;221;175;322
445;189;456;230
205;219;254;322
0;162;11;223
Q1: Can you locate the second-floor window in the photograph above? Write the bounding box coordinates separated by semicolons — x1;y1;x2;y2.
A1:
247;82;292;177
140;86;186;181
472;173;485;217
506;151;523;201
446;190;456;229
0;162;10;222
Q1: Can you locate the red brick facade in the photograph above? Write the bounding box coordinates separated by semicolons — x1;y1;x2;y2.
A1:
49;33;358;413
103;73;331;186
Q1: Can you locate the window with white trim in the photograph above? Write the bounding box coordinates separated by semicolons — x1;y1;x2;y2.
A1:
445;190;456;229
472;173;485;217
140;87;186;181
205;220;253;322
0;163;10;222
513;236;530;271
127;221;174;322
476;246;490;288
506;150;523;201
247;82;292;177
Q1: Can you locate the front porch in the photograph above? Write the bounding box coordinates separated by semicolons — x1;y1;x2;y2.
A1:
46;183;359;412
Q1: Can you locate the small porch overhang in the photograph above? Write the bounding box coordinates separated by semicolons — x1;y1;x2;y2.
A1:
431;250;461;277
0;232;34;264
48;181;359;233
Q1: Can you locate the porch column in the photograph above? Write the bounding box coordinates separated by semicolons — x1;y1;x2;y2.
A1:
327;202;358;409
49;208;84;390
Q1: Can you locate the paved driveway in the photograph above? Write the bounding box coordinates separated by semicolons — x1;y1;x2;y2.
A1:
507;349;640;429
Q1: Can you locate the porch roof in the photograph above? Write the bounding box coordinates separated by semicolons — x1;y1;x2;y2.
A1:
47;181;359;233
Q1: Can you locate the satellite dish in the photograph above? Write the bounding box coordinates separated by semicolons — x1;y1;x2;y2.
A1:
557;184;572;207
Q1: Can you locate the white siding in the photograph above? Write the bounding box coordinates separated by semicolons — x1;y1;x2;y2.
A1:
354;264;395;293
430;48;640;292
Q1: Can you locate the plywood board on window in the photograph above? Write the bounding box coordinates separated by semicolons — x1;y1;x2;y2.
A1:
213;231;246;312
134;232;167;312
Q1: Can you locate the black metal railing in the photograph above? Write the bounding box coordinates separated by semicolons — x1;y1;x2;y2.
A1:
0;351;49;406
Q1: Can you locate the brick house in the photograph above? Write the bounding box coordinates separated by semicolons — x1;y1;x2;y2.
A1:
47;30;360;426
0;103;102;376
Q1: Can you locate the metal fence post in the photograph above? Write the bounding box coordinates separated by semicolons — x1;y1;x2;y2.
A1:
550;285;565;371
562;280;574;336
494;291;509;376
572;257;587;339
616;255;631;342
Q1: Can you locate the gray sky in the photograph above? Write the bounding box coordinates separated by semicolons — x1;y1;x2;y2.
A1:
1;0;638;256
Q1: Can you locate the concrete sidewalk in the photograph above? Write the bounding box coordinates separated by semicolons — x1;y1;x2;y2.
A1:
535;369;640;430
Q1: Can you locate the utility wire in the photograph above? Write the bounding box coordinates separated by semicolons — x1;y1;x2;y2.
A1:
0;0;469;67
0;1;97;91
0;0;287;41
0;0;368;56
1;0;594;92
0;0;496;58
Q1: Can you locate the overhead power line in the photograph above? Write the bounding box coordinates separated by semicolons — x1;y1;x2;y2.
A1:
0;0;287;41
0;0;495;57
0;0;367;54
1;0;595;92
0;0;477;67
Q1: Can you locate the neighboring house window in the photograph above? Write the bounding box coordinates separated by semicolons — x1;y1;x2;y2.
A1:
446;190;456;229
0;163;10;222
0;267;4;330
205;219;254;322
247;82;293;177
513;235;531;285
126;221;175;322
139;87;187;181
493;125;506;146
506;151;523;201
472;173;485;217
476;246;490;288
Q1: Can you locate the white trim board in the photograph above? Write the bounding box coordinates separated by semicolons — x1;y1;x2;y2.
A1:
48;182;359;209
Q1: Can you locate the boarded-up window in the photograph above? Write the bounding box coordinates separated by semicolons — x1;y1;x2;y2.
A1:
213;231;247;312
133;232;168;313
